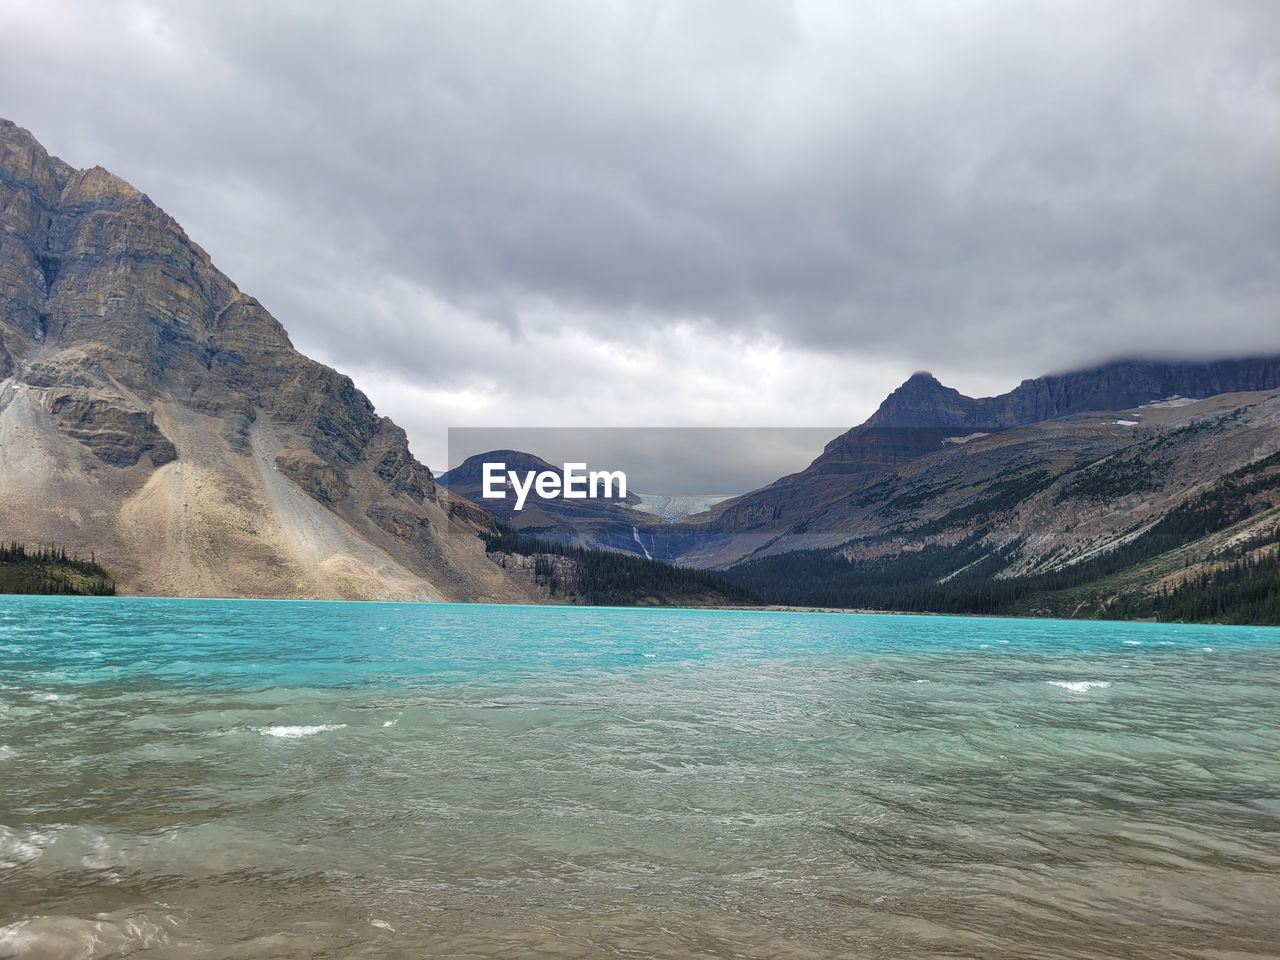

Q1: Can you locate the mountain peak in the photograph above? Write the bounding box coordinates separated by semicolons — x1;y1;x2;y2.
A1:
858;355;1280;434
63;165;142;204
439;449;558;488
0;117;75;201
865;370;968;428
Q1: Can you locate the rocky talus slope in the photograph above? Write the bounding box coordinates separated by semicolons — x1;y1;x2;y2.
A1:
0;119;531;600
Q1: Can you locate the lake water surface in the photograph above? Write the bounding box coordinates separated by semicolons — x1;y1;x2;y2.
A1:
1;597;1278;958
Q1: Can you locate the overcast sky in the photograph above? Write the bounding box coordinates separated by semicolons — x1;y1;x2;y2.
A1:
2;0;1277;469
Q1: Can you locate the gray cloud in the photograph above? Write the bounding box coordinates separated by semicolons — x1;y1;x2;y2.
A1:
2;0;1277;466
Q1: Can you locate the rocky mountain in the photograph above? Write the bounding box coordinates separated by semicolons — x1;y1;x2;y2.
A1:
670;357;1280;564
723;387;1280;621
440;449;652;554
651;361;1280;621
4;116;1275;619
0;119;532;601
445;364;1280;620
434;358;1280;620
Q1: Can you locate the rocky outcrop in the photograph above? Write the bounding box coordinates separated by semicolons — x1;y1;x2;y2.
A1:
0;118;531;601
368;424;435;503
366;505;431;543
274;455;350;504
48;394;176;467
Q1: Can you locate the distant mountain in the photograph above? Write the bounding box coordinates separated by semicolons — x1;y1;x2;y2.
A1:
440;449;652;554
448;365;1280;622
865;359;1280;430
0;119;531;601
698;364;1280;623
491;358;1278;622
441;363;1280;620
723;391;1280;622
692;357;1280;551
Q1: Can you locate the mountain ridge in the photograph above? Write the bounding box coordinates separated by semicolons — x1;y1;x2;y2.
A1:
696;355;1280;543
865;358;1280;430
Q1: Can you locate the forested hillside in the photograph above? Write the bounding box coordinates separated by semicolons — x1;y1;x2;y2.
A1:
725;453;1280;624
482;528;757;607
0;542;116;596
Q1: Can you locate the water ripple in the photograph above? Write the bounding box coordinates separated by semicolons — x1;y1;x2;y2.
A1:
1;596;1278;958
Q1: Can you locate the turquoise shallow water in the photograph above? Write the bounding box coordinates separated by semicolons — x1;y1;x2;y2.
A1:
1;597;1278;959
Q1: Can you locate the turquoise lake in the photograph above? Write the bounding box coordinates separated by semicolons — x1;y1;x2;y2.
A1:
1;597;1278;958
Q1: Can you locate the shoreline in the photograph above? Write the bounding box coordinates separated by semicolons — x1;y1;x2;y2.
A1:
2;591;1270;630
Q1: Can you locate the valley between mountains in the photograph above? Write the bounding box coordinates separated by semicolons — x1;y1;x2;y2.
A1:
458;372;1280;622
2;118;1277;621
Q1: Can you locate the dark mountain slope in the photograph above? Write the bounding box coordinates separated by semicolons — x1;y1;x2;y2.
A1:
723;390;1280;623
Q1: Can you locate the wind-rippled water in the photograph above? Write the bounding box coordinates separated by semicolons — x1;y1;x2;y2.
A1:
1;597;1278;959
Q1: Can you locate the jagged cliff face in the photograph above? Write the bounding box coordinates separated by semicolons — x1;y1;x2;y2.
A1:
0;119;530;600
